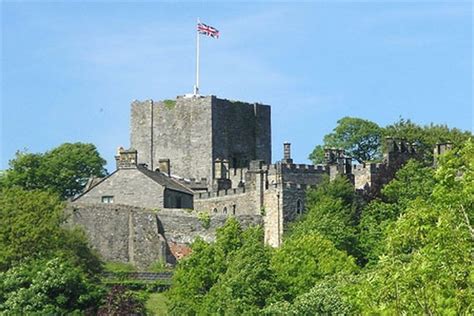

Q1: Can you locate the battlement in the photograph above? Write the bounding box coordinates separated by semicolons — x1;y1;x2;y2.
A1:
384;137;418;155
194;187;247;200
280;163;327;173
353;162;386;173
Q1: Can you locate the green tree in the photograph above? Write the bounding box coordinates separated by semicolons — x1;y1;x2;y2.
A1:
167;218;244;315
200;227;280;315
384;118;472;164
264;275;357;315
272;233;357;301
357;160;436;264
309;117;383;163
0;257;104;314
291;176;359;258
0;187;102;273
353;140;474;314
0;143;107;199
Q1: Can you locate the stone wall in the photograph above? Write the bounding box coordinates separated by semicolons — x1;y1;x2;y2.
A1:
156;209;262;245
131;97;214;180
130;96;271;182
65;203;263;267
282;186;306;223
212;98;271;167
65;203;167;269
263;186;283;247
194;190;258;216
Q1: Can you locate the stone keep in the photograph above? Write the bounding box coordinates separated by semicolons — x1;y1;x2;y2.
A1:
130;96;271;182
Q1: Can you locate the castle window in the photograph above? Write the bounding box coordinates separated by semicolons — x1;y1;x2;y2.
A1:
296;199;303;214
213;208;218;213
101;196;114;204
232;204;236;215
223;207;228;214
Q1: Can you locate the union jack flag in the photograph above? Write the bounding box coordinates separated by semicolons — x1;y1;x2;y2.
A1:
197;22;219;38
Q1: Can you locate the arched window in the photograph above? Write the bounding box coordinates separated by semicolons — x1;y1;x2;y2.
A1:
213;208;218;213
296;199;303;214
223;207;228;214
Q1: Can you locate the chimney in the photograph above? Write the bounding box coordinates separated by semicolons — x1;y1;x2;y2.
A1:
282;142;293;164
115;147;138;169
159;159;171;176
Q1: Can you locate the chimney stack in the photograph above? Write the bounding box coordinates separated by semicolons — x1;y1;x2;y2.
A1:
282;142;293;164
115;147;138;169
158;159;171;176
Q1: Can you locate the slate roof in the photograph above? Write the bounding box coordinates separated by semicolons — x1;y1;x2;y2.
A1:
137;165;194;195
73;165;194;201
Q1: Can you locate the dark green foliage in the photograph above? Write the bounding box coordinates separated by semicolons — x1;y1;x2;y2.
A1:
309;117;383;163
0;257;104;314
97;285;146;316
0;143;107;199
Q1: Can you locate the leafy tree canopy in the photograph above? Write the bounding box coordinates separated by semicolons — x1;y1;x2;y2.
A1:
272;233;358;301
0;143;107;199
290;176;360;258
0;187;102;274
384;118;472;163
309;117;472;165
357;160;437;264
309;117;383;164
0;257;103;314
352;140;474;314
168;219;280;315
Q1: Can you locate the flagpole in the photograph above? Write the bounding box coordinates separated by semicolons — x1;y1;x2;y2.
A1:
194;18;200;96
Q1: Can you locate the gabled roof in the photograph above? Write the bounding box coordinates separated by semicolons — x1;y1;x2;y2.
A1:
72;165;194;201
137;165;194;195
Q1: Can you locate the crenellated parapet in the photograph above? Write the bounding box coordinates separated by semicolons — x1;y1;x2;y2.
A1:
194;186;247;200
383;137;419;166
280;163;327;173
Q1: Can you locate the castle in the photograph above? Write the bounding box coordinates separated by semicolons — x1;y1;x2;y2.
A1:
68;95;432;268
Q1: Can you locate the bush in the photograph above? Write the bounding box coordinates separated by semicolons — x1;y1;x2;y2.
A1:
0;257;104;314
97;285;146;315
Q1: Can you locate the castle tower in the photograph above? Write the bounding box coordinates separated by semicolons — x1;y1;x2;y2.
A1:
130;95;271;182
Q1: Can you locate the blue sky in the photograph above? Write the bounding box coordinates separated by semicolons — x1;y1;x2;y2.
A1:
1;1;472;171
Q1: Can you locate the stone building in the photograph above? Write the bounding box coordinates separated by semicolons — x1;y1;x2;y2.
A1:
75;148;194;209
69;95;429;268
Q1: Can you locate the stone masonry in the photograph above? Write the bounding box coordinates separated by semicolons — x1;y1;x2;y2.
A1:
70;94;437;267
130;96;271;182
